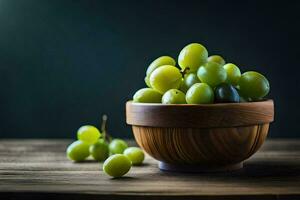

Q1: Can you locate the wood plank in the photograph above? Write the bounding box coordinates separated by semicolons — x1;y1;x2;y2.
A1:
0;139;299;200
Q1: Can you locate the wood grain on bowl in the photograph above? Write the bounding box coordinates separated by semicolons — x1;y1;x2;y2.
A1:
126;100;274;172
133;124;269;165
126;100;274;128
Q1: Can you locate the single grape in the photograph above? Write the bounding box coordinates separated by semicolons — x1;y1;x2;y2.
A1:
89;139;109;162
186;83;214;104
123;147;145;165
66;140;90;162
179;73;200;93
103;154;132;178
150;65;182;94
207;55;225;66
109;139;128;154
77;125;101;145
178;43;208;72
133;88;162;103
144;76;151;88
197;62;227;88
162;89;186;104
214;83;240;103
179;78;188;93
145;56;175;89
223;63;241;86
238;71;270;99
236;87;251;102
146;56;176;77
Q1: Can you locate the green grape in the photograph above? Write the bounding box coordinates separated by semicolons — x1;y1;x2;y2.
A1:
238;71;270;99
179;73;200;93
89;139;109;162
123;147;145;165
133;88;162;103
103;154;132;178
144;76;151;88
223;63;241;86
236;87;251;102
146;56;176;77
66;140;90;162
145;56;175;89
162;89;186;104
179;78;188;93
150;65;182;94
207;55;225;66
186;83;214;104
178;43;208;72
197;62;227;88
77;125;101;145
109;139;128;154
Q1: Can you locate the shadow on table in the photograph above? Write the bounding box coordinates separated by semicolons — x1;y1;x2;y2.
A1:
239;161;300;178
159;161;300;181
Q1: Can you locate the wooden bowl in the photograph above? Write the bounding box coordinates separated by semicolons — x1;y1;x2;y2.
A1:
126;100;274;172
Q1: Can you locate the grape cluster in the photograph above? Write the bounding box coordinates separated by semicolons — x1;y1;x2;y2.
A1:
133;43;270;104
66;116;145;178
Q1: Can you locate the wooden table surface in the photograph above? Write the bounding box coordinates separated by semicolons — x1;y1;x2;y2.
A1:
0;139;299;200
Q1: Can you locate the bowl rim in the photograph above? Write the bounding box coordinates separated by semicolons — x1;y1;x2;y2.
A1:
128;99;273;107
126;99;274;128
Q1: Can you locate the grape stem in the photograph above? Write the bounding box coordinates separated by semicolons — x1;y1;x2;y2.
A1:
101;114;112;142
181;67;190;77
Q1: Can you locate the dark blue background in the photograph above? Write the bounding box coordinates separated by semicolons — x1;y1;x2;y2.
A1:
0;0;299;138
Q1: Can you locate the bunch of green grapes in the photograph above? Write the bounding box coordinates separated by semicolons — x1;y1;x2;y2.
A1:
132;43;270;104
67;125;102;162
66;115;145;178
